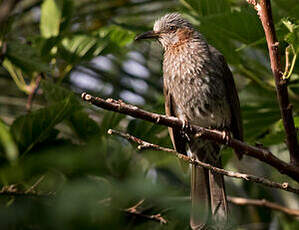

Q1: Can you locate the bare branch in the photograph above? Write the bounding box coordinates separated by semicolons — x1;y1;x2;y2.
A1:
228;196;299;217
247;0;299;166
107;129;299;194
81;93;299;182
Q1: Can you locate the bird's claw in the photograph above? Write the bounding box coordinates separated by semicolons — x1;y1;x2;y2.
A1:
221;130;231;145
182;120;192;142
182;120;192;132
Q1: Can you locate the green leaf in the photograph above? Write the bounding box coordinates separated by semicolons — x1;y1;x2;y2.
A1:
68;111;101;141
60;0;75;32
100;111;125;134
240;84;281;141
273;0;299;20
0;119;19;162
42;80;101;140
40;0;63;38
41;80;80;107
127;119;168;146
282;18;299;53
59;34;107;63
97;25;135;47
5;42;50;75
260;131;285;146
294;116;299;127
181;0;230;16
199;8;264;45
10;96;78;154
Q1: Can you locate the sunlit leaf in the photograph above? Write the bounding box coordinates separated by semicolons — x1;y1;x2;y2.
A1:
40;0;63;38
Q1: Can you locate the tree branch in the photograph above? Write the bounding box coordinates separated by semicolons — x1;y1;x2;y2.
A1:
247;0;299;166
227;196;299;217
170;196;299;217
125;200;167;224
0;186;168;224
0;0;22;26
81;93;299;182
2;185;298;218
107;129;299;194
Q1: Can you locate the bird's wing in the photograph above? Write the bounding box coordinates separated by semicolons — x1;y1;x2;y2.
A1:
209;45;243;158
164;84;187;155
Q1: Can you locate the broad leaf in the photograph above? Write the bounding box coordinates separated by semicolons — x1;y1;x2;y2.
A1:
59;34;107;64
5;42;50;75
40;0;63;38
11;96;78;153
181;0;230;16
68;111;101;140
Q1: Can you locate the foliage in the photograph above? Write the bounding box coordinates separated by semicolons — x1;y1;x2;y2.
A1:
0;0;298;229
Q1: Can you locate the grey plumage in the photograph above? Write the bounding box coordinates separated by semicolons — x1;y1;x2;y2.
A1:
135;13;243;230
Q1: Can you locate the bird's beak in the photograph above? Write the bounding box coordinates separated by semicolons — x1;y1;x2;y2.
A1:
135;31;159;41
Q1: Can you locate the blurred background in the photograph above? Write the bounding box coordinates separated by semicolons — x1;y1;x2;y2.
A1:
0;0;298;229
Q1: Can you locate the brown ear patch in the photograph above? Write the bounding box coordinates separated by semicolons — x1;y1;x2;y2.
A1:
177;28;193;42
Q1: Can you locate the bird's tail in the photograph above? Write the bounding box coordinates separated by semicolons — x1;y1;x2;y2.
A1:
208;157;228;226
190;164;210;230
189;143;228;230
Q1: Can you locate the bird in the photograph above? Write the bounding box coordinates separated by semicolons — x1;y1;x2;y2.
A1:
135;13;243;230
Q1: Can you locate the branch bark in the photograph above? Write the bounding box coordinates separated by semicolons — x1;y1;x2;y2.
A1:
107;129;299;194
81;93;299;182
125;200;167;224
247;0;299;166
227;196;299;217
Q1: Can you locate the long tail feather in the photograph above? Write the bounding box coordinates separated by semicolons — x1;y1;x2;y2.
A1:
189;141;228;229
190;165;210;230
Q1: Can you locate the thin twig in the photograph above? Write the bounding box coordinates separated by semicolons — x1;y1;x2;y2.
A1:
26;74;42;112
1;185;298;218
283;46;291;78
107;129;299;194
0;184;53;198
0;186;168;224
168;196;299;217
81;93;299;182
227;196;299;217
124;209;168;224
125;200;167;224
247;0;299;166
0;42;7;65
25;175;45;193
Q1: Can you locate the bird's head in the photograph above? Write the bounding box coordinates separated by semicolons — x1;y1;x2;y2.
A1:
135;13;195;49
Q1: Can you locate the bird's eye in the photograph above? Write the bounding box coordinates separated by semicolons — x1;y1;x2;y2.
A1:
169;25;176;31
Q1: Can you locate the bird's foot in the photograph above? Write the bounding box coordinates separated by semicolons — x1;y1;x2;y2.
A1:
221;130;231;145
182;120;192;142
182;119;192;132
